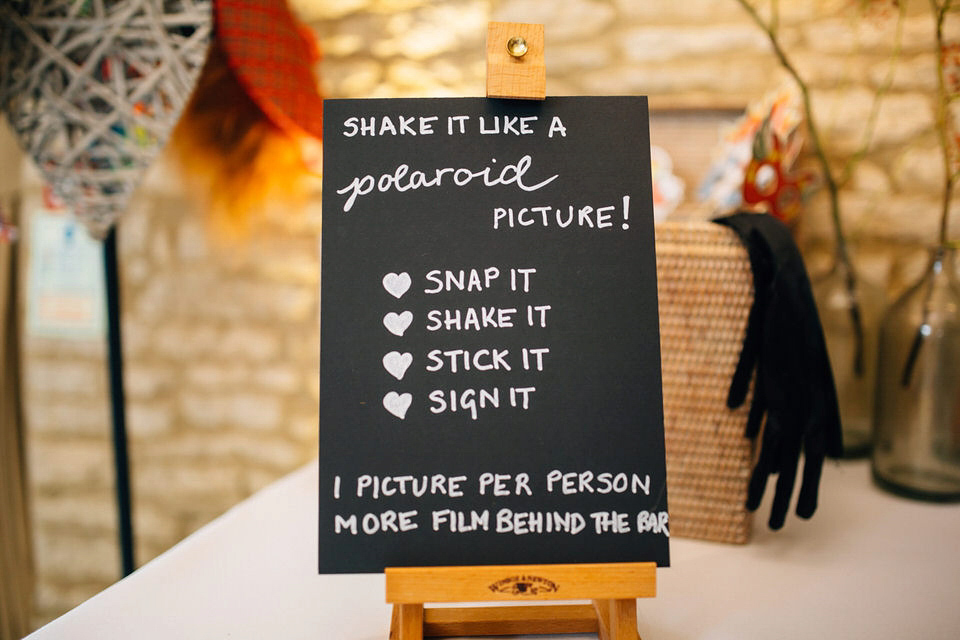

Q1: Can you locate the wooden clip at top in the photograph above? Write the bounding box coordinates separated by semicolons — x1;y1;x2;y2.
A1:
486;22;545;100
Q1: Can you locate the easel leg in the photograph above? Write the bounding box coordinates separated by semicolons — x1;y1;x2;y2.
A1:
390;603;424;640
593;599;639;640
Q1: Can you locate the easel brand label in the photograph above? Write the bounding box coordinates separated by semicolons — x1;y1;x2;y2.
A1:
319;97;669;573
489;575;559;596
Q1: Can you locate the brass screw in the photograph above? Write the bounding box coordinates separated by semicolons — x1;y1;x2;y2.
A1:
506;36;528;58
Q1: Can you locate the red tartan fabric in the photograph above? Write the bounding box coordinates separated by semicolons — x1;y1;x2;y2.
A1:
216;0;323;139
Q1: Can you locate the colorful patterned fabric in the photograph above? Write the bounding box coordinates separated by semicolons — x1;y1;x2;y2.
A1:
216;0;323;139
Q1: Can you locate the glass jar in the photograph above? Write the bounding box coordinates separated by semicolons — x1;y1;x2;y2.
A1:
812;257;883;457
871;246;960;501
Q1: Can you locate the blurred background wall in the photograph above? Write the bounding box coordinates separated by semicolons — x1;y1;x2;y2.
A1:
7;0;954;629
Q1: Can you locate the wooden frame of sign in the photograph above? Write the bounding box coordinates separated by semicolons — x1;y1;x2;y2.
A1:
384;23;656;640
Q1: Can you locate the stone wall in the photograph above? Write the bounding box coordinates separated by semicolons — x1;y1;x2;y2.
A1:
19;0;957;629
20;160;324;625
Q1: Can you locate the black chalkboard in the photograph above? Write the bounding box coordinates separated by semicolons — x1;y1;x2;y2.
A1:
318;97;669;573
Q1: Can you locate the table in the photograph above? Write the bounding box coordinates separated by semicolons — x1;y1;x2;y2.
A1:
27;459;960;639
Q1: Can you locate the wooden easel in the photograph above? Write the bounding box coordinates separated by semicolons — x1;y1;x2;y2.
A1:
385;23;656;640
387;562;655;639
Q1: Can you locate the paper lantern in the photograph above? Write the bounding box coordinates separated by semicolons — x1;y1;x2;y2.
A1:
0;0;212;237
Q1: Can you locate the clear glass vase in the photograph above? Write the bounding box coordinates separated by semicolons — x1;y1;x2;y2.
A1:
871;246;960;501
812;257;882;457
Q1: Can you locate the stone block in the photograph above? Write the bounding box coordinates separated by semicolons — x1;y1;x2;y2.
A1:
135;538;175;567
809;87;877;153
387;60;445;91
28;401;110;436
494;0;614;42
24;335;107;359
546;42;613;77
177;218;209;262
372;2;487;59
372;0;430;12
254;253;319;286
185;363;249;388
181;506;232;537
252;364;302;393
179;392;231;429
872;93;935;147
230;393;283;431
28;439;114;490
803;15;935;55
427;58;468;85
206;281;316;323
230;436;305;469
125;363;174;398
321;32;366;58
141;432;306;470
323;59;383;98
35;581;113;625
268;284;318;323
134;463;239;500
869;54;938;92
620;25;769;63
134;278;174;323
150;229;171;266
613;0;749;22
289;411;320;442
133;502;181;544
123;256;151;287
121;316;150;358
283;326;319;364
543;77;580;97
307;371;321;402
811;89;933;153
265;198;322;235
580;57;781;97
289;0;371;20
793;52;875;88
179;391;282;432
849;161;892;193
118;203;150;256
32;492;117;533
153;322;222;360
26;359;106;396
218;326;281;361
853;193;943;241
797;190;838;243
128;401;175;437
34;530;120;583
893;144;945;194
243;468;285;494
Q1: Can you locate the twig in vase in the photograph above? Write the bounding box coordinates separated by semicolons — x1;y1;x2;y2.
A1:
734;0;867;375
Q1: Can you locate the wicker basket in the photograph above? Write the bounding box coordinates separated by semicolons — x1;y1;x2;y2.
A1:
656;221;756;544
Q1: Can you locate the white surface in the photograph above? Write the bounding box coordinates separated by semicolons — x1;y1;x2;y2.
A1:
28;459;960;639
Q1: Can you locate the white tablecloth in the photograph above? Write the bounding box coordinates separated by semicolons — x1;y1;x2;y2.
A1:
27;459;960;639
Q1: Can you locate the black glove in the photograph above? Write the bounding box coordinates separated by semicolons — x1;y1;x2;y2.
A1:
714;212;843;530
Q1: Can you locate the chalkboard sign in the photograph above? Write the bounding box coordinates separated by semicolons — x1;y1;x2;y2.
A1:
319;97;669;573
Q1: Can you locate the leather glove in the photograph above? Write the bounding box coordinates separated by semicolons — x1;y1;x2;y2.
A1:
714;212;843;529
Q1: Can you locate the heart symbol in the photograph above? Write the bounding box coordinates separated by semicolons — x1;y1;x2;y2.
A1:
383;392;412;420
383;351;413;380
382;272;412;299
383;311;413;337
0;2;212;237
